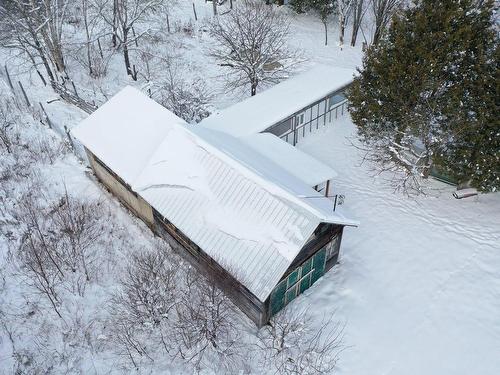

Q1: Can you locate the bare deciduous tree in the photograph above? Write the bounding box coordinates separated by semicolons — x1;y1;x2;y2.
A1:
99;0;163;80
0;0;70;84
350;0;369;46
338;0;354;48
307;1;335;46
209;0;298;96
371;0;402;45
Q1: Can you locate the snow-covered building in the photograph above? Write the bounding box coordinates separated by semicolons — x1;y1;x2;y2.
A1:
200;65;355;146
72;86;357;327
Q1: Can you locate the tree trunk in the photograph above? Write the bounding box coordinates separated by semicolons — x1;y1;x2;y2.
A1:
112;0;118;47
323;21;328;46
213;0;217;16
251;80;258;96
83;0;93;76
339;16;345;47
351;0;364;47
351;24;359;46
373;24;382;45
122;28;136;80
166;13;171;33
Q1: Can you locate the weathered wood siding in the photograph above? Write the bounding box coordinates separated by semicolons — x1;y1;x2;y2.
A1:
85;149;154;227
152;209;269;327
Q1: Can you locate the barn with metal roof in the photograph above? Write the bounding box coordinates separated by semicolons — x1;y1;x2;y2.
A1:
72;85;357;326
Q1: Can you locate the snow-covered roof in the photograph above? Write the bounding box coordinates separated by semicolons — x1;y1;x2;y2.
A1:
71;86;186;185
72;86;357;302
200;65;356;137
241;133;337;186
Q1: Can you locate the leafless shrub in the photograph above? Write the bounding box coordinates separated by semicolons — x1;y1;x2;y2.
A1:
115;244;179;329
15;194;66;318
108;246;243;372
51;189;106;283
13;190;107;317
174;19;195;37
256;307;345;375
209;0;300;96
108;243;180;367
75;44;111;79
156;61;212;123
172;269;241;370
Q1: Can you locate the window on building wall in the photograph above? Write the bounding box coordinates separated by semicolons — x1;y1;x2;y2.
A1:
328;93;347;108
325;234;341;261
267;118;293;137
285;258;315;304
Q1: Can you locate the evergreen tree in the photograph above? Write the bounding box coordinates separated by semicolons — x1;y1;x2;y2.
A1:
289;0;337;45
348;0;499;192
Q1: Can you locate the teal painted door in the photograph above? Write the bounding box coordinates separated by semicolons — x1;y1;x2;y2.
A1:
269;248;327;316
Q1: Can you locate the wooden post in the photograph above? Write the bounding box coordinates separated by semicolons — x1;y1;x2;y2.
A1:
36;70;47;86
39;102;53;129
97;37;104;59
71;80;79;97
64;125;74;150
18;81;31;107
4;65;13;89
192;3;198;21
325;180;330;197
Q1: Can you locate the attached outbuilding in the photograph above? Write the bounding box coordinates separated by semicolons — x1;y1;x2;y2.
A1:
200;64;355;145
72;86;357;327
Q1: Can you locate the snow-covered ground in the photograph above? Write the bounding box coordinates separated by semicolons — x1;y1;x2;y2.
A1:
296;116;500;375
1;1;499;374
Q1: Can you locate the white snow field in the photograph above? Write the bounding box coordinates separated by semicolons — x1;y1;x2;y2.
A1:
295;116;500;375
1;1;499;374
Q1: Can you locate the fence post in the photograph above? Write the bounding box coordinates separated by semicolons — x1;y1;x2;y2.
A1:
71;80;79;97
97;37;104;59
36;70;47;86
64;125;74;150
39;102;53;129
4;65;14;90
18;81;31;107
193;3;198;21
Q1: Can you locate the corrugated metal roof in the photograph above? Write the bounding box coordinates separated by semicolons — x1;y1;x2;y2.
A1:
72;86;357;302
135;138;321;301
199;65;356;137
240;133;338;186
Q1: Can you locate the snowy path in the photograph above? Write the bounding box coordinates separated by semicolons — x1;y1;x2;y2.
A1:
294;116;500;375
